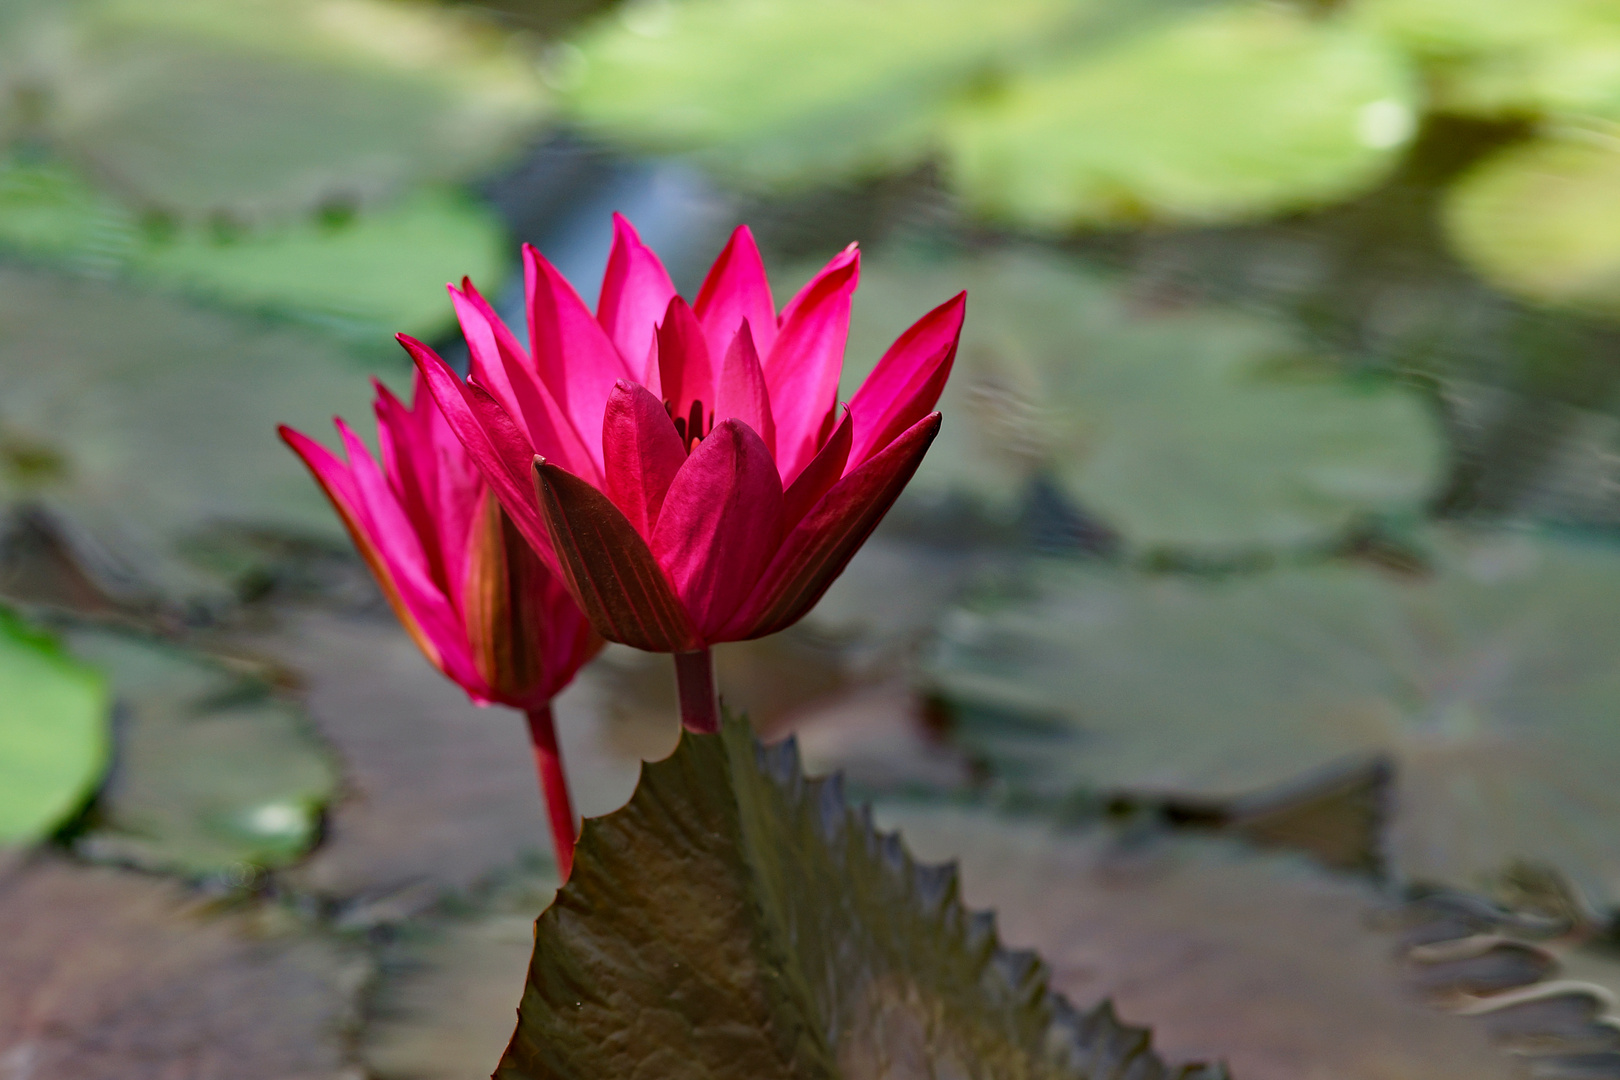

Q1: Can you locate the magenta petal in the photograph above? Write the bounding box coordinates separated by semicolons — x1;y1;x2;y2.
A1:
847;291;965;468
781;408;850;530
603;380;687;539
598;213;677;371
372;379;454;595
764;245;859;485
714;321;776;459
650;419;784;639
655;295;715;441
524;243;635;473
720;411;939;641
694;224;777;362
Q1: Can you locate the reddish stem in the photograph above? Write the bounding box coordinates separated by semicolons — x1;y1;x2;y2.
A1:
674;648;719;733
525;704;576;880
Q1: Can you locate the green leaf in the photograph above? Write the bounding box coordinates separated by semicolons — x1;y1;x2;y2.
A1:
841;251;1445;555
0;154;509;340
0;606;108;845
66;625;338;875
926;528;1620;900
0;267;393;600
945;3;1416;228
562;0;1087;188
1443;132;1620;321
500;715;1222;1079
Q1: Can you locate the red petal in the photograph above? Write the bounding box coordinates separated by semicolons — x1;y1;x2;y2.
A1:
720;412;939;641
533;460;698;652
603;380;686;539
847;291;964;469
694;224;777;361
781;407;850;530
765;245;859;485
655;295;715;439
650;419;784;640
714;320;776;459
524;244;636;474
598;213;677;372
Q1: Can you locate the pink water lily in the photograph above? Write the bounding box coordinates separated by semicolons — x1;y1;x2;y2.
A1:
280;373;601;876
403;215;963;730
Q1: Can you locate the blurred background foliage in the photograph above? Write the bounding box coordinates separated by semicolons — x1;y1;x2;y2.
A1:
10;0;1620;1077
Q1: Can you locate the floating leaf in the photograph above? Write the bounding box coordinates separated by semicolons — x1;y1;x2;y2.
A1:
880;806;1518;1080
1444;133;1620;321
563;0;1082;188
65;625;337;875
0;855;365;1078
0;605;107;845
841;251;1445;555
945;3;1416;228
35;0;548;220
500;715;1220;1078
0;268;389;599
927;528;1620;900
0;154;508;340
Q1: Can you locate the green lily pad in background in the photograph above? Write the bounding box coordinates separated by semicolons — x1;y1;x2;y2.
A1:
563;0;1083;189
927;527;1620;901
1444;132;1620;321
842;251;1445;556
0;154;509;341
0;268;393;601
0;605;108;846
65;625;337;876
25;0;548;221
501;715;1221;1078
943;2;1417;228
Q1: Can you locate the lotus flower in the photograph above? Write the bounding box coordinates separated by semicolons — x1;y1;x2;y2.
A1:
280;373;601;875
402;215;963;729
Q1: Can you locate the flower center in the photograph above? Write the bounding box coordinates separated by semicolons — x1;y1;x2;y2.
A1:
666;399;711;453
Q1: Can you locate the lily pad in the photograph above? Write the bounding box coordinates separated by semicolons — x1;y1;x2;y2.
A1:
0;605;107;845
562;0;1082;188
841;251;1446;555
879;806;1517;1080
945;3;1416;229
0;154;509;340
501;715;1220;1078
0;268;390;600
36;0;548;220
65;625;337;875
926;527;1620;900
1443;133;1620;321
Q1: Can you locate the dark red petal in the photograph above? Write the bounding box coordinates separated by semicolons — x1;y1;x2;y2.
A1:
765;246;859;485
603;380;686;539
847;291;965;468
694;224;777;361
714;321;776;458
655;295;715;435
533;460;698;652
781;408;851;530
649;419;784;640
719;412;939;641
598;213;677;371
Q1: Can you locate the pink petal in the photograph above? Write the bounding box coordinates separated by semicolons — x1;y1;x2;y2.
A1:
655;295;716;445
782;407;850;529
603;380;687;540
372;379;453;595
402;334;555;569
597;213;677;371
694;224;778;362
847;291;965;469
764;245;860;485
533;460;698;652
524;244;636;474
713;320;776;459
650;419;784;640
719;411;939;641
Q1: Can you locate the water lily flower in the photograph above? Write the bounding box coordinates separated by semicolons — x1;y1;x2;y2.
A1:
280;373;601;876
403;215;963;730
